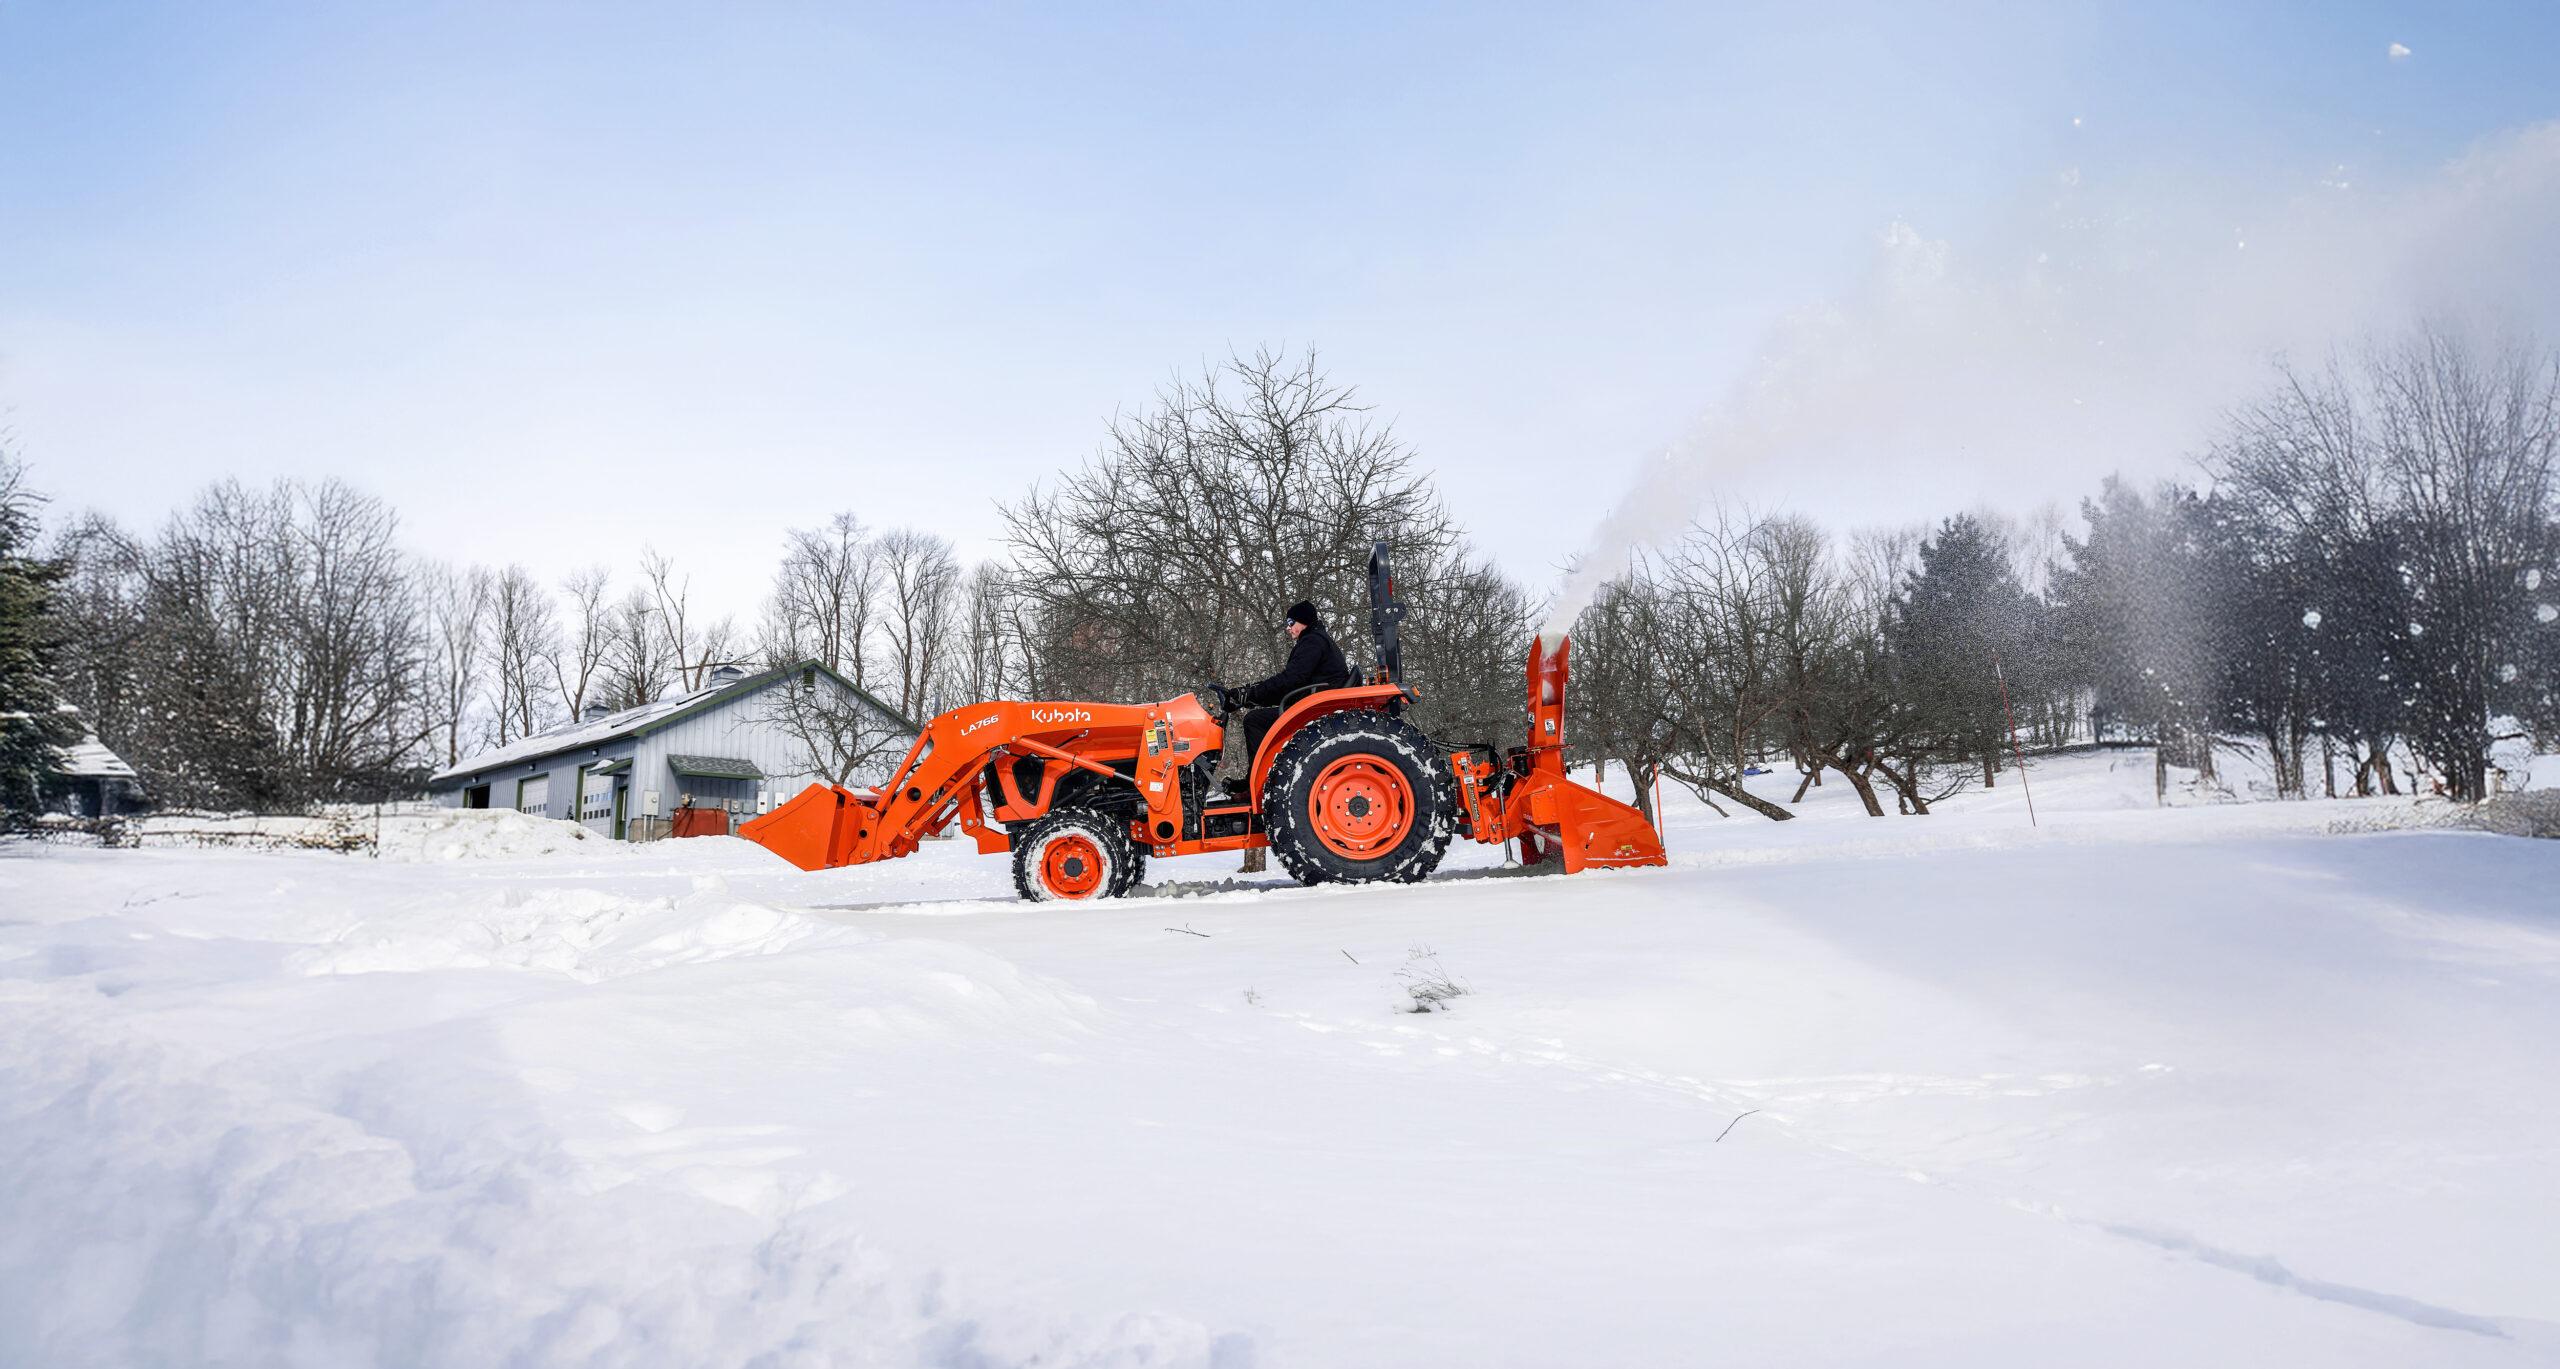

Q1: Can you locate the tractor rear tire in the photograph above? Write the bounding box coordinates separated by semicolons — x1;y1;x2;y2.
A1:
1262;711;1454;887
1013;810;1136;903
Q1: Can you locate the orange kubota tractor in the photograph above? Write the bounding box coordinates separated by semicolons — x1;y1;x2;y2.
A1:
739;543;1665;900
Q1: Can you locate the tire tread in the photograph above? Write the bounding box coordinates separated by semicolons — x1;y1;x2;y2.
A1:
1011;809;1135;902
1261;711;1454;886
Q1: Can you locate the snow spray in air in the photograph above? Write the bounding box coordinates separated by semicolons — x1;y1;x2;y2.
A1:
1539;123;2560;640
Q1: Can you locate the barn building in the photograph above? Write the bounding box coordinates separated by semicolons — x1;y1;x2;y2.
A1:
428;660;918;840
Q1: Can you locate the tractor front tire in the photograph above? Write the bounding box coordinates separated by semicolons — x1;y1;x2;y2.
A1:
1013;810;1136;903
1262;712;1454;887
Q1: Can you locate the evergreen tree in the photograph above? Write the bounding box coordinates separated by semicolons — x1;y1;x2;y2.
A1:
0;456;81;819
1885;514;2042;787
2050;480;2224;778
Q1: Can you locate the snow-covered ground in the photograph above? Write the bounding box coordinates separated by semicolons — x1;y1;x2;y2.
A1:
4;750;2557;1366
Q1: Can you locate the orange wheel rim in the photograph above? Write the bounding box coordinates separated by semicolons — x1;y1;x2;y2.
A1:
1041;834;1106;898
1309;755;1414;860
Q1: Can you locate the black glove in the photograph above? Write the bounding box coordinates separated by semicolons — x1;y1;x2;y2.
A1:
1217;684;1241;713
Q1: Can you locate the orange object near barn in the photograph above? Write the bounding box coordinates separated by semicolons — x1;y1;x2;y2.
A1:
670;805;731;838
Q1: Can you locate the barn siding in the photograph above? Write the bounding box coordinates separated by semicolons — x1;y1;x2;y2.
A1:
433;669;915;841
433;742;638;821
632;675;908;818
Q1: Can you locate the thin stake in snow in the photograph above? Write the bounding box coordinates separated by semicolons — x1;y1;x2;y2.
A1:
1993;651;2038;828
1166;924;1211;937
1715;1109;1761;1142
1656;770;1667;853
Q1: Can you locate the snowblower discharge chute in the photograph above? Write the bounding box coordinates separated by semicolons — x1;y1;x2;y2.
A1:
739;544;1666;900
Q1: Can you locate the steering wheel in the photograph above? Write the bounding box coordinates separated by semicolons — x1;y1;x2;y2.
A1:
1196;681;1235;724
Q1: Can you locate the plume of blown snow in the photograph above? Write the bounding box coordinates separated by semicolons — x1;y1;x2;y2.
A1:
1539;123;2560;641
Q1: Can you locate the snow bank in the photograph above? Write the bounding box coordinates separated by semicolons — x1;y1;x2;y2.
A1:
0;1010;1240;1369
370;806;609;862
291;879;862;980
0;853;1239;1368
130;808;381;852
2463;789;2560;839
131;805;609;862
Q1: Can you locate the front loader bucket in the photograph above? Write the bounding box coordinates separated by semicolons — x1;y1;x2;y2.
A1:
737;783;880;872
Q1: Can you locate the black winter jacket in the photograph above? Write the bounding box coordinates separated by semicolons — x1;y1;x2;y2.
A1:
1243;624;1352;706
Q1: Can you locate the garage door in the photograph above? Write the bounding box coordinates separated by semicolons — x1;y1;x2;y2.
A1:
578;770;615;834
516;774;550;817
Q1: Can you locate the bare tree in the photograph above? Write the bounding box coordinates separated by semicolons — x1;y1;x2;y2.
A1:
277;481;431;789
1001;347;1468;709
641;547;740;692
62;478;433;808
1771;520;1946;817
1567;572;1678;822
598;585;673;710
2212;356;2398;795
762;513;881;687
695;615;741;685
1400;548;1539;750
549;564;613;719
992;561;1062;701
1780;596;1894;815
420;561;491;765
482;562;559;745
1758;516;1871;813
946;560;1021;705
50;511;150;755
877;526;959;719
55;502;276;808
2201;326;2560;801
758;666;911;787
1643;510;1796;820
1001;348;1492;875
2368;324;2559;800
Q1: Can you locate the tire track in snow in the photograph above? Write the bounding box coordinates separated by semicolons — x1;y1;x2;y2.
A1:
2090;1222;2537;1341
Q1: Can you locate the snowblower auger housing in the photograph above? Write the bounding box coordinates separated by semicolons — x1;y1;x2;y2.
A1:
739;543;1666;899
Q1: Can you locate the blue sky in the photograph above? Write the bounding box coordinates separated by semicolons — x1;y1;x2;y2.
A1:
5;1;2555;614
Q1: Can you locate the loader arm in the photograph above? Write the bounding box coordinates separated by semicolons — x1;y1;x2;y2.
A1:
739;695;1223;872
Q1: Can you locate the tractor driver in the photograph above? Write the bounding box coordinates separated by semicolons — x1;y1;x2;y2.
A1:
1225;599;1351;772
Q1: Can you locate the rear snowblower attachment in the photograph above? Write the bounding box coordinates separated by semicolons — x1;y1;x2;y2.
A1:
1451;637;1668;873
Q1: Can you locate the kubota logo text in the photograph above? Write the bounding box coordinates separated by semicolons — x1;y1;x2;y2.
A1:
1030;707;1092;725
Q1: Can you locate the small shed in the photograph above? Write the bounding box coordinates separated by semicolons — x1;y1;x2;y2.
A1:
49;727;145;818
427;660;918;840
